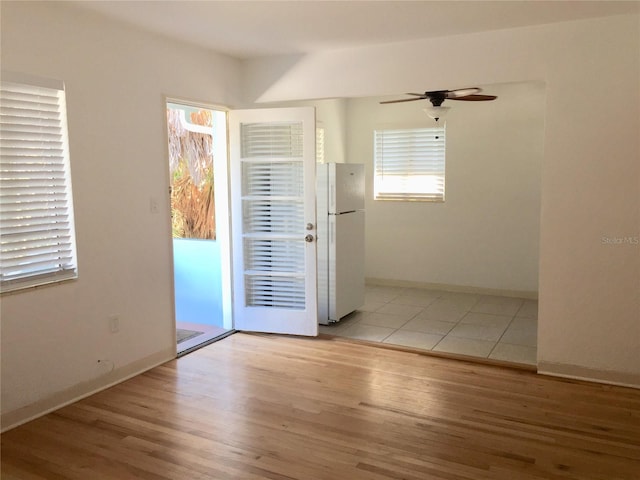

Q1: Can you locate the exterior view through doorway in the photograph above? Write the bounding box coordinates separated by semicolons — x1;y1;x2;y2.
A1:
166;101;233;355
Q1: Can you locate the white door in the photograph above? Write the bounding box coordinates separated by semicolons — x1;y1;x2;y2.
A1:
229;107;318;336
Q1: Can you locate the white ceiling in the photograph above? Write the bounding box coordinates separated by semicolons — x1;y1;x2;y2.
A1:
73;1;639;59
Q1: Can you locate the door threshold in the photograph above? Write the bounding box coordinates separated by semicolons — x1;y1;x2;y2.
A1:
178;329;236;357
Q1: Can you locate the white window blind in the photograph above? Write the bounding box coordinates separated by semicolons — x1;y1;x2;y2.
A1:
240;121;306;309
316;126;325;163
374;126;445;201
0;73;78;292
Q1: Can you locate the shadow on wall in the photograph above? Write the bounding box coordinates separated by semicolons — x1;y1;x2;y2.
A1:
244;53;307;104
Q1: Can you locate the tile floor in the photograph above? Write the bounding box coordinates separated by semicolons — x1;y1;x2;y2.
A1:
319;285;538;366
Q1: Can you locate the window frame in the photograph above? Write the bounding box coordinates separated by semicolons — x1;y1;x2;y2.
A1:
0;71;78;293
373;124;446;202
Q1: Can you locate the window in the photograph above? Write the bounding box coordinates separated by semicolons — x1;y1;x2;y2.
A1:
316;125;325;163
0;72;78;293
374;126;445;201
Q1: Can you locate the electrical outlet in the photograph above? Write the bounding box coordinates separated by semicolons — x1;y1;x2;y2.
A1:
150;197;159;214
108;315;119;333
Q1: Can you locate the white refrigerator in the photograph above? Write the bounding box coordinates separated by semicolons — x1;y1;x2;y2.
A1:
317;163;365;325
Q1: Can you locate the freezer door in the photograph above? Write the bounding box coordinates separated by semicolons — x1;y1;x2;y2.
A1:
329;163;365;214
329;210;365;321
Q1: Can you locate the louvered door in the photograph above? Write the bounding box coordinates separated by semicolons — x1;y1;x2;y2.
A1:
229;107;317;336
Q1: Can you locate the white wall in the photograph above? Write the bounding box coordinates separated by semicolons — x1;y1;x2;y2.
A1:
347;82;544;293
244;14;640;386
313;98;348;164
268;84;544;293
0;1;242;428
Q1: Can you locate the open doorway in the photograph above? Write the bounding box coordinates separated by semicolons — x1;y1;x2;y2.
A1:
166;101;233;355
279;84;543;366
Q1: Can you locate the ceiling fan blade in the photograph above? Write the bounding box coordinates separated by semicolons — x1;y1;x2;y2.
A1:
445;88;481;98
379;97;426;104
448;94;497;101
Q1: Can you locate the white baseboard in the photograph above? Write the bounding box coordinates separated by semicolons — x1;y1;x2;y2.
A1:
365;277;538;300
1;348;175;432
538;361;640;389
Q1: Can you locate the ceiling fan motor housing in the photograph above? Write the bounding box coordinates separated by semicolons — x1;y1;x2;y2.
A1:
427;91;448;107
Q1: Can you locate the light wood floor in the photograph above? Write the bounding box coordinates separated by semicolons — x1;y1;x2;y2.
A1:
2;333;639;480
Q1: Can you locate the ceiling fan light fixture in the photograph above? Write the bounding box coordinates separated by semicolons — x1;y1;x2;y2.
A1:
424;105;450;121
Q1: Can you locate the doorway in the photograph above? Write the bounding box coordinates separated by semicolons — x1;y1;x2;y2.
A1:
165;101;233;355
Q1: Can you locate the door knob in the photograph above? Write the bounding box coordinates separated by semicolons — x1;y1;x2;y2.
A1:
305;234;314;242
306;223;314;230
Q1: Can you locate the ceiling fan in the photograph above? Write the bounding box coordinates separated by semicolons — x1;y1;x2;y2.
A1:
380;87;497;121
380;88;497;106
